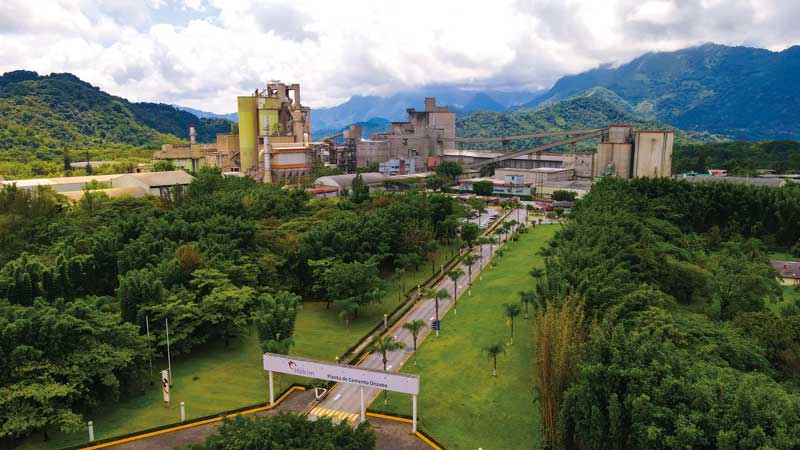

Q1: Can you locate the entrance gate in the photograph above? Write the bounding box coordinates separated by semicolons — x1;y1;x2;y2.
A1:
263;353;421;431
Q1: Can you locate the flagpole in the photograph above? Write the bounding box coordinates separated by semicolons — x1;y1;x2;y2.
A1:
166;317;173;387
145;315;152;377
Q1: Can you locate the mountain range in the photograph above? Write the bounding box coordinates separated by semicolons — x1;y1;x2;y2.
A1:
1;42;798;176
521;43;800;140
181;43;800;142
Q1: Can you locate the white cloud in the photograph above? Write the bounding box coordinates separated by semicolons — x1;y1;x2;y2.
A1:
0;0;797;113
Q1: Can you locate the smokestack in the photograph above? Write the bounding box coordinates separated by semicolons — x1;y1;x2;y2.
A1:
189;126;197;144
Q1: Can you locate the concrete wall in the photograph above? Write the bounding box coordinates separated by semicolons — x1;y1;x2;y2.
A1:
562;152;594;178
595;143;634;178
634;131;674;177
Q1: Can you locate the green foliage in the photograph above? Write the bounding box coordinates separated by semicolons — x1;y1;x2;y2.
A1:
152;160;177;172
674;140;800;174
435;161;463;179
0;71;231;179
537;177;800;449
551;190;578;202
460;222;480;247
472;180;494;196
252;291;300;354
0;297;148;438
188;413;376;450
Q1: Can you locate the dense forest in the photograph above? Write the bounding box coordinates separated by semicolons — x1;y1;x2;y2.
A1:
533;178;800;449
0;71;232;179
673;140;800;175
0;169;465;442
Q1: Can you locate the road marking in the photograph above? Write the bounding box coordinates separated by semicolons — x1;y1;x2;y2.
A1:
310;407;359;424
333;394;341;401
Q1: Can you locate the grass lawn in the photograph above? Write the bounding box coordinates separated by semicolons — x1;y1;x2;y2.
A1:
18;331;278;450
370;225;557;450
18;245;457;450
769;251;796;261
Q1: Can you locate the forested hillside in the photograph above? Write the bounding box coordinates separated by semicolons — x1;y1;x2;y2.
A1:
456;95;669;151
674;140;800;175
526;43;800;140
534;178;800;449
0;71;232;178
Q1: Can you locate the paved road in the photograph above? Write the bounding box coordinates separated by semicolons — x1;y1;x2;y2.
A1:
310;208;528;424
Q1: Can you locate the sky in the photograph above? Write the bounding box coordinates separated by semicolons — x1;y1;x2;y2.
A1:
0;0;798;113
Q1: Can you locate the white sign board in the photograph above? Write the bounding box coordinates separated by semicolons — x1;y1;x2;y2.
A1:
161;369;170;403
263;353;419;395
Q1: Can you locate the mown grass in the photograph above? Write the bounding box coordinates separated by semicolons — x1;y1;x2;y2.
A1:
18;247;457;450
370;225;557;450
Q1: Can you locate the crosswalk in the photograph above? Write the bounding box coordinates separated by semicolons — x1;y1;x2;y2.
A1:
309;406;360;424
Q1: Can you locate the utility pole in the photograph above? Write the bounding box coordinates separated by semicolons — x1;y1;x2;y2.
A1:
166;317;173;387
145;315;152;377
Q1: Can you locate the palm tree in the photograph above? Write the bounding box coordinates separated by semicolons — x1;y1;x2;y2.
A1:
487;236;499;256
462;253;480;283
368;334;406;371
518;290;535;319
483;342;505;377
529;267;545;280
447;268;465;314
426;287;450;335
503;302;522;344
368;334;406;404
402;320;428;365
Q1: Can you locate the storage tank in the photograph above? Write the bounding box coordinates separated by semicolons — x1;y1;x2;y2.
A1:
634;131;674;177
237;97;259;174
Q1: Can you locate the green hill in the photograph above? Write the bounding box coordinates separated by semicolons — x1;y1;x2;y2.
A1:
525;44;800;140
0;71;232;178
456;95;674;151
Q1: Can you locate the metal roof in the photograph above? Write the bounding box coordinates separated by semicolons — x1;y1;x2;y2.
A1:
314;172;386;188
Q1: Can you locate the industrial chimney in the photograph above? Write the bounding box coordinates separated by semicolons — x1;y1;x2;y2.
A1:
189;126;197;144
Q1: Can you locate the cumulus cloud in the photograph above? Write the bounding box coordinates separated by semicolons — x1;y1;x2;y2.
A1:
0;0;797;112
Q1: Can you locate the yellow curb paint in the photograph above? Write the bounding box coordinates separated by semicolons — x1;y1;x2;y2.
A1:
79;386;305;450
416;431;443;450
366;412;413;424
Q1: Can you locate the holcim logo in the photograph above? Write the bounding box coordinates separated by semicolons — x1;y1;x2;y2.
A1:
287;360;314;377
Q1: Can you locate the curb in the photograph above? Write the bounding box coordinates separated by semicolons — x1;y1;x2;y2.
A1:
75;386;306;450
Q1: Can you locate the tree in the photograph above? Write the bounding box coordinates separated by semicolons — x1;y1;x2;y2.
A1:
518;290;535;319
551;190;577;202
0;369;82;440
534;296;585;449
482;342;505;377
462;253;480;284
319;260;384;322
189;414;376;450
460;222;480;248
447;268;465;314
425;287;450;332
152;160;176;172
473;180;494;196
435;161;463;179
116;268;165;325
200;284;255;346
367;334;406;403
503;302;521;344
351;174;370;203
253;291;300;354
402;320;428;365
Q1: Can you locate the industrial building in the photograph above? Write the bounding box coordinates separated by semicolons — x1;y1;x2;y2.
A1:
237;82;312;182
329;98;455;173
1;171;194;201
154;83;313;182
